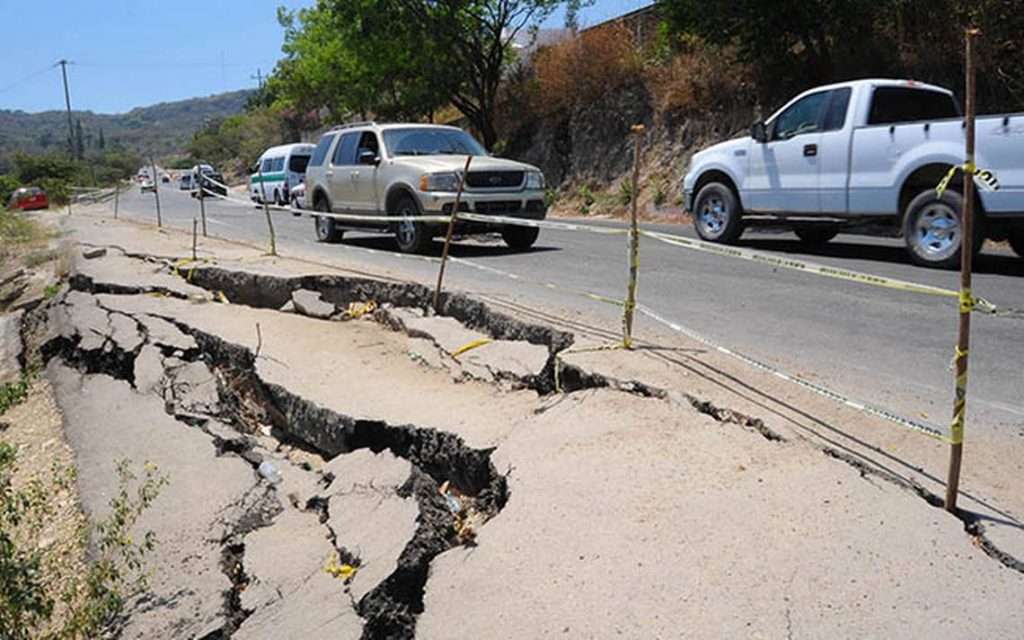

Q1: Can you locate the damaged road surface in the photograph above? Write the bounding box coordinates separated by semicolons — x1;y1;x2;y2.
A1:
27;215;1024;638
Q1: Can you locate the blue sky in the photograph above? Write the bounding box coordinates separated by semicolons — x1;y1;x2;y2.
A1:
0;0;648;115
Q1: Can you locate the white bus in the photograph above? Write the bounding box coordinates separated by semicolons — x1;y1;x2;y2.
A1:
250;143;316;205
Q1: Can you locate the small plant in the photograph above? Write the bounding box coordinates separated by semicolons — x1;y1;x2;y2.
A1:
42;283;62;300
576;184;595;215
652;181;667;207
0;447;166;639
24;250;60;269
0;371;34;416
618;177;635;206
544;188;559;207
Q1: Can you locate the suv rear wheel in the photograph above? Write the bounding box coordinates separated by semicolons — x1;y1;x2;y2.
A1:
314;198;343;243
394;195;431;253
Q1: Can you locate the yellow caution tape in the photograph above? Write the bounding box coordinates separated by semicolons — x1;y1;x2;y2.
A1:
936;162;1000;198
343;300;378;320
324;556;358;580
959;288;975;313
217;291;229;304
950;369;968;445
641;229;996;313
451;337;493;358
636;303;959;444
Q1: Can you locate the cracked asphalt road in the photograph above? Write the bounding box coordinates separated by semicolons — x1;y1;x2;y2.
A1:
112;185;1024;436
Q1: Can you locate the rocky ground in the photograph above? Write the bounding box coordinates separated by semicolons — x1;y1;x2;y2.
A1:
2;206;1022;638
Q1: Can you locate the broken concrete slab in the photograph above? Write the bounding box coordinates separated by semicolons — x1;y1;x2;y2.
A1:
108;311;143;353
58;290;111;351
0;310;24;384
290;288;336;320
47;363;258;639
164;360;219;415
133;344;164;394
328;488;419;602
137;313;197;352
71;250;210;300
82;246;107;259
324;449;411;493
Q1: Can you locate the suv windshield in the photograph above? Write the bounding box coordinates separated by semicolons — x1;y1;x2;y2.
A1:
382;128;487;157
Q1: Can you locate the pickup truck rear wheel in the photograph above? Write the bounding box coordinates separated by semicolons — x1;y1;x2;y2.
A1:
394;195;431;253
693;182;744;243
902;189;981;269
314;199;343;243
795;228;839;245
1008;223;1024;258
501;225;539;249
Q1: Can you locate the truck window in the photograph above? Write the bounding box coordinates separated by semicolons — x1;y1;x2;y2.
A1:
310;134;336;167
332;133;359;166
771;91;829;140
822;88;852;131
867;87;960;125
289;154;311;173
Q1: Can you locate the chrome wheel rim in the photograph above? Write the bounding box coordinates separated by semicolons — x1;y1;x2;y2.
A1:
316;216;330;238
396;205;417;247
913;203;960;260
698;195;727;237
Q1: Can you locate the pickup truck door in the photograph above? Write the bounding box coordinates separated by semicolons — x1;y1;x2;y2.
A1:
350;132;382;214
745;90;831;213
817;88;853;214
327;132;360;212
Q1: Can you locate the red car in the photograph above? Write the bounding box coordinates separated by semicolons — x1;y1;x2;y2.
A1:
8;187;49;211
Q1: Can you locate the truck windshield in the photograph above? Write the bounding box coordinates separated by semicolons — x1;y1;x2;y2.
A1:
868;87;960;125
383;128;488;157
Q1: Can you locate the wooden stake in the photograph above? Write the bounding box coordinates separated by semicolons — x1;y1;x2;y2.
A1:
150;157;162;228
623;124;644;348
192;218;198;261
113;181;119;219
946;28;981;513
198;172;208;237
433;155;473;312
258;167;277;256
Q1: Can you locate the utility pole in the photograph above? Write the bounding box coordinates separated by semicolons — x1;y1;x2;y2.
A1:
251;68;264;91
55;59;75;160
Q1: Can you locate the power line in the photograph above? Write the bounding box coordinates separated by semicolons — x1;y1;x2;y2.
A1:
0;65;54;95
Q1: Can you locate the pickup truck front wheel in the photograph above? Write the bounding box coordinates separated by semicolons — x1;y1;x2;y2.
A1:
693;182;744;243
902;189;981;269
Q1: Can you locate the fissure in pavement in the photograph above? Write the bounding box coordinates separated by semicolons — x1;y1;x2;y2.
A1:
42;283;510;639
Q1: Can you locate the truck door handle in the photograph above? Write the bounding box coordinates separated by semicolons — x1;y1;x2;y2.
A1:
803;144;818;157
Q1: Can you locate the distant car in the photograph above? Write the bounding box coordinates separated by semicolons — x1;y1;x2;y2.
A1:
179;174;194;190
190;164;228;198
161;175;170;184
289;183;306;214
141;178;155;193
8;186;48;211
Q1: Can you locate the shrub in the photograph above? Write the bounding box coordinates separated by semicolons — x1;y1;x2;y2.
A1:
646;40;753;118
618;177;634;206
0;441;166;640
533;23;644;117
652;181;666;207
576;184;595;215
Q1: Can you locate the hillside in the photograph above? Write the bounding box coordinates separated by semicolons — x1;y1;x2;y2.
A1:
0;89;252;159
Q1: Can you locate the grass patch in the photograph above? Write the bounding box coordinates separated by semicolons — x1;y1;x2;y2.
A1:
23;249;60;269
0;371;33;416
0;208;46;245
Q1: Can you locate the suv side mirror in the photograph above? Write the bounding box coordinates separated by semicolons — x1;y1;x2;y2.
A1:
751;121;768;143
358;149;379;166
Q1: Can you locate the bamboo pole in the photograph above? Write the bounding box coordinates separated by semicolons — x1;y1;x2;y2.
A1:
433;155;473;312
623;124;645;348
945;28;981;513
258;167;277;256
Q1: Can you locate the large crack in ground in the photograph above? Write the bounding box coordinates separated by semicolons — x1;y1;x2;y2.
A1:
44;282;510;638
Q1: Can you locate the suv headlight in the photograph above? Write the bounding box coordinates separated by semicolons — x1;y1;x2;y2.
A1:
419;172;461;192
525;171;545;190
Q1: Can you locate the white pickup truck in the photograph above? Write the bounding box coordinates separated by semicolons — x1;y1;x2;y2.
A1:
682;79;1024;267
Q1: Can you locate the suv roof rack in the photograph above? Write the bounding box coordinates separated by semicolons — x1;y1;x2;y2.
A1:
328;121;377;132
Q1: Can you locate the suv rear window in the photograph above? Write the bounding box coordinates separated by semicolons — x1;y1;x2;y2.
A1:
332;133;359;166
310;134;336;168
868;87;960;125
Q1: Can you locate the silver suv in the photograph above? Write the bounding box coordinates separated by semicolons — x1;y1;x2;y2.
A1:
304;122;548;252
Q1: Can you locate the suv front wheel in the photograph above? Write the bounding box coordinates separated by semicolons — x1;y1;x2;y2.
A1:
501;225;539;249
394;195;431;253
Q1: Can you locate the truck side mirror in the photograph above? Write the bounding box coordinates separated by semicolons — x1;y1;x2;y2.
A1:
751;122;768;143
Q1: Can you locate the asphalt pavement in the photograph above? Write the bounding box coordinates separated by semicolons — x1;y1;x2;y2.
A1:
112;183;1024;436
